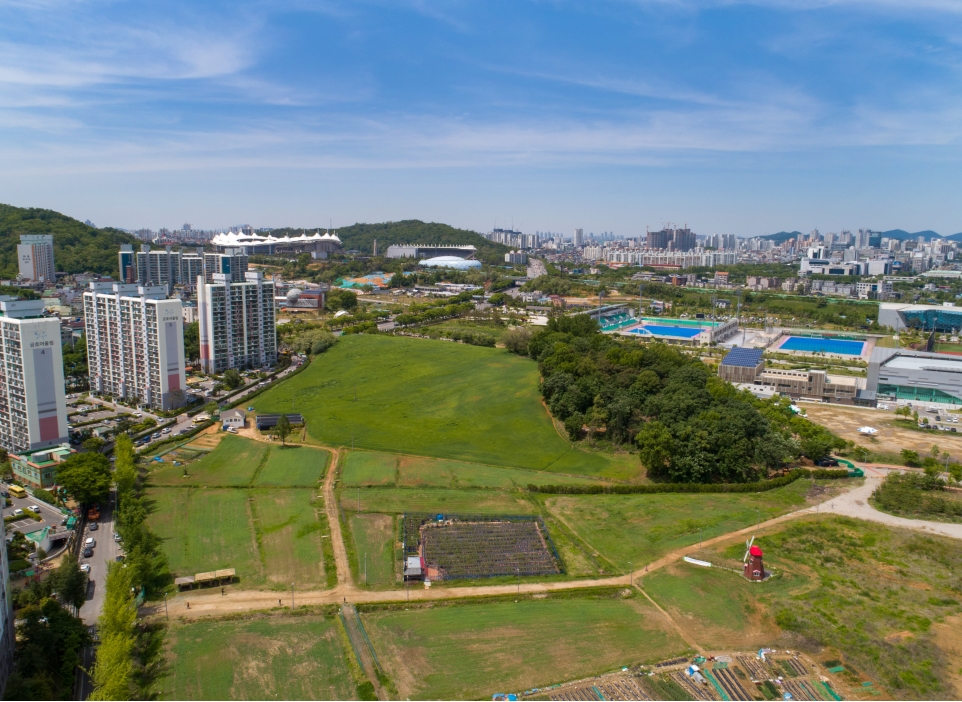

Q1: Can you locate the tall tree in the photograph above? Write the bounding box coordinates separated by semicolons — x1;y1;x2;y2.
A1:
55;453;111;505
274;414;291;446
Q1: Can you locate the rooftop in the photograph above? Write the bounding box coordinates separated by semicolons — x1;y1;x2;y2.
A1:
720;347;764;368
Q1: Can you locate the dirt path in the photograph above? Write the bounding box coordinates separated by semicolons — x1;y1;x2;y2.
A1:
324;448;352;587
141;485;862;622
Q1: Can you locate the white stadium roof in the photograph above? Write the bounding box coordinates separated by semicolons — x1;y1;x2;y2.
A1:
211;231;342;247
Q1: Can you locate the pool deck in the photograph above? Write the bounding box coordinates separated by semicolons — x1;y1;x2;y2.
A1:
769;333;876;361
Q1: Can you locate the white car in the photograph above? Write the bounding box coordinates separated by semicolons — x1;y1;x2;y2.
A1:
27;505;39;513
80;564;91;573
85;537;96;547
12;509;23;517
857;426;878;436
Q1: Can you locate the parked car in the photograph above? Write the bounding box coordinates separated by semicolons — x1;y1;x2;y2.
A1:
151;432;161;439
85;537;96;547
817;458;839;467
80;563;91;573
162;427;171;434
83;548;93;558
113;533;122;542
89;522;99;531
27;504;39;513
12;509;23;517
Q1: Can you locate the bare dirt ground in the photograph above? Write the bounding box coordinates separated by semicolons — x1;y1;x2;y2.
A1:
932;614;962;698
803;403;962;458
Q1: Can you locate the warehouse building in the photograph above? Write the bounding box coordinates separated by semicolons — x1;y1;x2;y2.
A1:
878;302;962;333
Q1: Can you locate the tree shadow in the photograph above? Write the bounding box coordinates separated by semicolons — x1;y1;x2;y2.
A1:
134;621;169;700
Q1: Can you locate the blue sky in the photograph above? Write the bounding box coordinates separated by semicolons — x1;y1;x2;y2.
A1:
2;0;961;236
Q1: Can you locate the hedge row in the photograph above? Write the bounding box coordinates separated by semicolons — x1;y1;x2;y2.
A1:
527;468;850;495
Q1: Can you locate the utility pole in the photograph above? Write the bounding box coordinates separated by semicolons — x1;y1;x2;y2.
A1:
364;552;367;585
629;561;632;587
517;567;520;594
357;488;360;515
164;592;169;620
291;581;294;608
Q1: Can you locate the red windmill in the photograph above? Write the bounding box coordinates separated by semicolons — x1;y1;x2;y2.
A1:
742;536;766;581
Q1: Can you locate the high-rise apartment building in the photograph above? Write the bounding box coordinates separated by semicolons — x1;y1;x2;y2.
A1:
17;234;56;283
83;283;186;411
137;245;182;292
0;298;69;454
671;228;696;252
573;229;584;247
180;252;204;288
198;272;276;373
119;244;136;283
204;249;249;283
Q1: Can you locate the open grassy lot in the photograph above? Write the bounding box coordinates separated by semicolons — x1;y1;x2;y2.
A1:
254;445;330;487
644;517;962;700
542;478;855;571
146;488;327;588
160;613;357;700
253;335;639;479
339;487;537;515
340;450;604;489
348;513;396;587
362;590;688;700
148;434;268;486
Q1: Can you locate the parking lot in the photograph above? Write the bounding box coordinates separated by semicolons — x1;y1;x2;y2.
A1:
1;486;69;535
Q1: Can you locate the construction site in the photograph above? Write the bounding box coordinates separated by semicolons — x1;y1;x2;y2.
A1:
401;513;563;580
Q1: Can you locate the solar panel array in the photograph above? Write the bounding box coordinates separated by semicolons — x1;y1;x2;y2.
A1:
720;347;764;367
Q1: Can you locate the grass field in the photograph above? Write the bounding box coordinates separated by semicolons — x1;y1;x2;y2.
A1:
253;335;639;479
340;450;604;489
147;488;327;588
348;514;396;587
339;487;537;515
160;613;357;700
361;591;688;700
542;478;852;571
148;435;329;488
254;445;330;486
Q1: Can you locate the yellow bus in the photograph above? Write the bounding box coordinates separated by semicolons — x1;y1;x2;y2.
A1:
8;485;27;499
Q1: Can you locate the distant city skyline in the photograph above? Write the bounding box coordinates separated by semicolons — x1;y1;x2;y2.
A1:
2;1;960;236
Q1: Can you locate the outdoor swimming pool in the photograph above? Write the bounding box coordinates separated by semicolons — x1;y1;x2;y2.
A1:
630;325;705;339
779;336;865;355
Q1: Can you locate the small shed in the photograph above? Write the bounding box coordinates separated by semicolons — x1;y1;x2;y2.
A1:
215;568;236;584
403;556;423;581
174;575;195;591
194;571;217;588
221;409;246;430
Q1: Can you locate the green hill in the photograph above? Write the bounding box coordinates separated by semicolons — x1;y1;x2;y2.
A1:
271;220;511;263
0;203;139;278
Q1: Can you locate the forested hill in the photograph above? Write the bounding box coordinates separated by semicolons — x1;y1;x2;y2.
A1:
0;203;139;278
270;220;511;263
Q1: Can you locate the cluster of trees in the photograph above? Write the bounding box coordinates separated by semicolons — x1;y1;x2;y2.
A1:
872;471;962;521
521;315;843;483
287;328;338;355
394;292;476;327
61;335;88;390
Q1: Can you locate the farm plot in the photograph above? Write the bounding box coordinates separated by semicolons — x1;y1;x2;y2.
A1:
148;434;268;486
348;513;396;587
361;591;687;700
254;445;330;486
405;514;562;579
160;613;357;700
339;487;536;515
251;489;327;586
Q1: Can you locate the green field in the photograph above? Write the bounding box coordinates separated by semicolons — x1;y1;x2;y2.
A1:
148;435;329;488
148;435;268;486
340;450;604;489
542;479;850;571
362;592;688;700
340;487;537;515
254;445;330;486
160;614;357;700
253;335;639;479
147;488;327;588
348;514;396;586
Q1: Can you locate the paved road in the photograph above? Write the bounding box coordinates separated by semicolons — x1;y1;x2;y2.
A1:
78;490;122;625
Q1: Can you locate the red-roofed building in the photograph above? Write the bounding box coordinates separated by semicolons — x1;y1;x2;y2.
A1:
744;544;766;581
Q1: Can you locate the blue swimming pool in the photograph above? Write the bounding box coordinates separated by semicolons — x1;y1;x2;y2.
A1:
631;325;704;339
780;336;865;355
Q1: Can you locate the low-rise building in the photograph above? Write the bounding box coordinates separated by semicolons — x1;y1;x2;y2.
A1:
221;409;246;430
868;347;962;406
10;444;73;489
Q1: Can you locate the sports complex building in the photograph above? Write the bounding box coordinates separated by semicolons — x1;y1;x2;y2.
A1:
878;302;962;333
867;347;962;406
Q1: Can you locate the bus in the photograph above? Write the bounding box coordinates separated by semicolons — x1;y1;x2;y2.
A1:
8;485;27;499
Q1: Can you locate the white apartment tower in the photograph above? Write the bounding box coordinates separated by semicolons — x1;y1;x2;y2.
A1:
17;234;55;283
83;283;187;411
0;298;69;454
198;271;276;373
573;229;584;247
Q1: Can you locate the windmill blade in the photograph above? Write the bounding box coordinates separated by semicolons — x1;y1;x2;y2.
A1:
743;535;755;562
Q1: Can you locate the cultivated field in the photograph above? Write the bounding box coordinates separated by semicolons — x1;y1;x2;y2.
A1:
340;450;605;489
340;487;538;516
160;613;357;700
348;513;396;587
145;435;330;588
541;478;857;571
253;335;640;479
361;591;688;700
